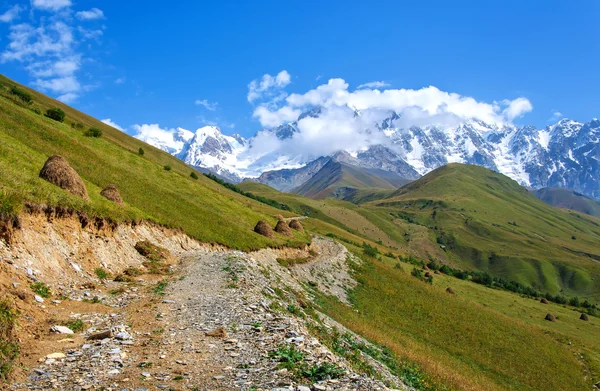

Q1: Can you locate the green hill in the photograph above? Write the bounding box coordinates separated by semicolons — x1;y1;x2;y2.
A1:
377;163;600;299
0;74;309;250
534;187;600;217
293;160;410;199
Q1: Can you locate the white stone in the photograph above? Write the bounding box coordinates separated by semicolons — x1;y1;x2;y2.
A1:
51;325;74;334
34;295;44;303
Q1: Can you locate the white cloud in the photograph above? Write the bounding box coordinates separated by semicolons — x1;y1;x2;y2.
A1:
1;22;74;62
31;0;72;11
549;110;563;122
247;70;291;102
115;77;125;84
1;3;107;103
253;106;301;128
27;56;80;77
501;97;533;120
76;8;104;20
195;99;218;111
0;5;24;23
56;92;77;103
357;81;390;89
101;118;124;131
33;75;80;94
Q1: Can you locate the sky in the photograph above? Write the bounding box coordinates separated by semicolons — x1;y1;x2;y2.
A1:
1;0;599;140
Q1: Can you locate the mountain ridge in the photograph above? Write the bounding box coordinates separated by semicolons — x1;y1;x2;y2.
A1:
135;111;600;200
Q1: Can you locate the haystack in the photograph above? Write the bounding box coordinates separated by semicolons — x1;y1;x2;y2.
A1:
424;272;432;278
540;298;549;304
446;287;455;295
100;184;123;205
39;155;89;199
254;220;274;238
580;313;589;321
288;219;304;232
545;313;556;322
275;220;293;237
273;214;285;221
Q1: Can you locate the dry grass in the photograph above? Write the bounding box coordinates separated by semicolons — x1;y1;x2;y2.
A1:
39;155;89;200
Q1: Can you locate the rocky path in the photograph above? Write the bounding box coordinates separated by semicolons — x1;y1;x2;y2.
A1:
9;237;406;391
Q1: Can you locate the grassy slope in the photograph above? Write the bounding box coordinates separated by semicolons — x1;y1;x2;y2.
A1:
0;74;310;250
314;249;597;391
242;171;600;389
373;164;600;300
534;187;600;217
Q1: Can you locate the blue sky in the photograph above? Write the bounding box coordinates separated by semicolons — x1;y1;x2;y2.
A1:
1;0;599;138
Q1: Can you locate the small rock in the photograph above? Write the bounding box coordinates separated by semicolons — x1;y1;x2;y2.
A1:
107;369;120;376
205;326;227;338
141;372;151;378
297;387;311;391
115;331;132;340
34;295;44;303
87;330;112;340
313;385;327;391
162;300;175;304
46;352;66;359
51;325;74;334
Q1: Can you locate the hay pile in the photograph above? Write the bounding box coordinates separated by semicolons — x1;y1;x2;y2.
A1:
545;313;556;322
446;287;455;295
273;214;285;221
540;298;550;304
580;313;589;321
424;271;432;278
275;220;293;237
100;184;123;205
288;219;304;232
39;155;89;199
254;220;274;238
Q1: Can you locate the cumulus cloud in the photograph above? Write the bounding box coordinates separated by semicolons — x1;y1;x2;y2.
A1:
31;0;72;11
253;106;301;128
247;70;291;103
76;8;104;20
57;92;78;103
101;118;124;131
0;5;24;23
357;81;390;89
258;77;532;128
195;99;218;111
501;97;533;120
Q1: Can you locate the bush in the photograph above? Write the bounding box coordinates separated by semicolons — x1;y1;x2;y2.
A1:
138;147;145;155
30;282;51;298
95;267;109;280
163;165;172;171
10;86;32;104
362;243;379;258
190;171;199;180
85;128;102;138
45;107;66;122
0;301;19;380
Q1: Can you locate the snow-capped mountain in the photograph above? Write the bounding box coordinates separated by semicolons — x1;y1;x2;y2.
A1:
134;113;600;200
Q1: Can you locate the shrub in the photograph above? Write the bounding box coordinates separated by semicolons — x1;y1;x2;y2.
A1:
138;147;145;155
30;282;51;298
95;267;109;280
362;243;379;258
62;319;85;333
190;171;199;180
10;86;32;104
44;107;66;122
85;128;102;138
269;344;305;370
0;301;19;380
302;362;345;381
163;165;172;171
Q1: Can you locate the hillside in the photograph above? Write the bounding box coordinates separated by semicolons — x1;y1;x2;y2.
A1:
293;160;410;199
0;74;309;251
535;187;600;217
377;163;600;299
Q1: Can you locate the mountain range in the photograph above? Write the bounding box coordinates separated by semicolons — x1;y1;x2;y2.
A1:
135;110;600;201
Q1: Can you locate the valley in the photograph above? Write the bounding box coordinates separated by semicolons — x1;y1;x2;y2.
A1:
1;73;600;391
